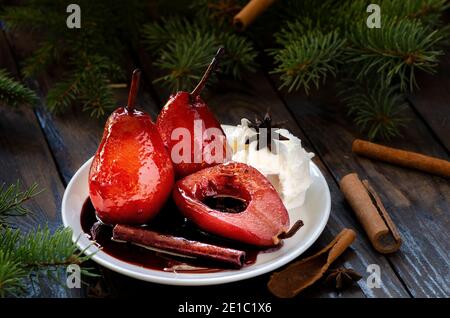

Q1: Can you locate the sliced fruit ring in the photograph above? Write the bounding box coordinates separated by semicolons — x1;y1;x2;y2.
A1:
173;162;291;247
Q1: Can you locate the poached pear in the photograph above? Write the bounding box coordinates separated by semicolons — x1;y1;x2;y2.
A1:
89;70;174;225
156;48;230;178
173;162;290;246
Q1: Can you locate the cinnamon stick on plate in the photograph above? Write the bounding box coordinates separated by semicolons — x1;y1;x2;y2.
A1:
113;224;246;268
339;173;402;254
233;0;276;31
352;139;450;178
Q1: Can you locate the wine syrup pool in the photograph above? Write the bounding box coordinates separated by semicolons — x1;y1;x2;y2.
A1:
80;197;280;273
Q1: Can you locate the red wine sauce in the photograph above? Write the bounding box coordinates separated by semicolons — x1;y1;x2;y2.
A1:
80;198;274;273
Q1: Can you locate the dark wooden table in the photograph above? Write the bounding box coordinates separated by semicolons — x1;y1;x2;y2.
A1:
1;29;449;299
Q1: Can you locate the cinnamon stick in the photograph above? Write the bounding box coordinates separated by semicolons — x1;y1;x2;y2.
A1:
233;0;276;31
268;229;356;298
352;139;450;178
113;224;246;268
339;173;402;254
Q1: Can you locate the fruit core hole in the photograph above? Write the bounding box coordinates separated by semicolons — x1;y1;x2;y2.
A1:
202;195;248;213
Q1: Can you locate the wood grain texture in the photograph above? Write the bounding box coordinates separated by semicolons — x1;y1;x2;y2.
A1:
0;31;81;297
274;77;450;297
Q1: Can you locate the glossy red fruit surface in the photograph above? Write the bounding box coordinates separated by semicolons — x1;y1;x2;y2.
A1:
156;91;229;178
173;162;290;246
89;107;174;225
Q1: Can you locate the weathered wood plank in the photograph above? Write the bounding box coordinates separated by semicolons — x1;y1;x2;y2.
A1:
408;53;450;153
0;31;81;297
273;77;450;297
136;49;410;298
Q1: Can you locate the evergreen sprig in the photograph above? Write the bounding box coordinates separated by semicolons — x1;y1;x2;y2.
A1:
0;69;38;107
347;17;447;91
45;54;121;116
0;181;42;225
1;0;144;117
0;249;27;297
338;80;408;140
269;0;449;138
142;16;257;91
0;225;96;297
0;180;96;297
270;30;346;93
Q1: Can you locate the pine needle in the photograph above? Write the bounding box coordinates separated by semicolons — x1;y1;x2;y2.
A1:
0;69;38;107
153;32;216;91
0;225;97;297
142;16;258;91
346;17;447;91
46;54;121;117
0;250;27;298
0;181;43;225
270;30;346;93
1;0;143;117
0;181;96;297
338;80;409;140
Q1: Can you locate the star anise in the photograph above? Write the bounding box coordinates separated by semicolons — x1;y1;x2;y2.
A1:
325;268;362;290
245;111;289;154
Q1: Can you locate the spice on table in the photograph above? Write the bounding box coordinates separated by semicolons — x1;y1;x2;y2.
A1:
325;268;362;290
339;173;402;254
268;228;356;298
352;139;450;178
233;0;276;31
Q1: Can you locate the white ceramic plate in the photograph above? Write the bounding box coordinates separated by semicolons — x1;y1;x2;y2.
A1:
62;142;330;286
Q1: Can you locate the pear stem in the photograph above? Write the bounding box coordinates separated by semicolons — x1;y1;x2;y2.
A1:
190;47;225;98
127;69;141;112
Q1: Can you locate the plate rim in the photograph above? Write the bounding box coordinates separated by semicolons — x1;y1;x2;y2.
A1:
62;158;330;286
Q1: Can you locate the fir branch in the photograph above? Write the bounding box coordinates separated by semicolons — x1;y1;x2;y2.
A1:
153;33;216;91
46;54;121;116
0;250;26;298
45;72;84;114
142;17;208;51
0;69;38;107
0;226;96;297
275;18;319;46
347;18;447;91
21;41;60;78
270;30;346;93
2;0;144;118
142;16;258;91
220;32;258;78
0;6;62;32
0;181;43;225
80;77;116;118
12;226;92;268
338;80;408;140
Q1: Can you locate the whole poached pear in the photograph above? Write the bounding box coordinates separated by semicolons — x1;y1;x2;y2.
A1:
156;48;230;178
89;70;174;225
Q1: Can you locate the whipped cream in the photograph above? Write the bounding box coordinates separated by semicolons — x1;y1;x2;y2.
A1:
223;119;314;209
